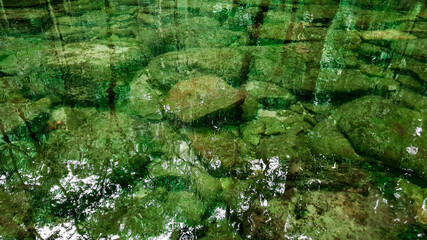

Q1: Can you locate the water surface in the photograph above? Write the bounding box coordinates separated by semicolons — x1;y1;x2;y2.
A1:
0;0;426;239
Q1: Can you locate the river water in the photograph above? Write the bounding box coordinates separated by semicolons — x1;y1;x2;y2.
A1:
0;0;426;239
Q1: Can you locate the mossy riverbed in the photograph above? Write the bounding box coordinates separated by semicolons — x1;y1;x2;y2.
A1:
0;0;426;239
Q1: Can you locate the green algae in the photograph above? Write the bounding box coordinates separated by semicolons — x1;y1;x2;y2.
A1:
0;0;426;239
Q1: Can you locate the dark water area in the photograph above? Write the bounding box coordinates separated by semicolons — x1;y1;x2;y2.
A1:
0;0;426;239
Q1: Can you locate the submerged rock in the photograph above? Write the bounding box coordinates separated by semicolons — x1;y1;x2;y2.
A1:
240;189;416;240
184;127;246;170
129;72;163;120
244;81;296;109
392;39;427;61
165;76;246;122
315;69;398;98
361;29;417;41
249;42;324;96
312;95;427;180
46;39;150;102
0;97;51;136
146;47;249;90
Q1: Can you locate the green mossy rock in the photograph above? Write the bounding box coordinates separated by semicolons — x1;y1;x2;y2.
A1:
315;69;398;98
241;189;414;240
158;17;249;50
0;97;51;136
45;39;150;102
164;76;246;122
336;96;427;179
313;95;427;180
244;81;296;109
248;42;324;96
43;108;147;168
361;29;417;41
256;120;312;161
146;47;249;90
309;118;362;161
392;39;427;61
185;127;247;171
128;72;163;120
148;157;223;200
250;22;327;42
241;108;313;146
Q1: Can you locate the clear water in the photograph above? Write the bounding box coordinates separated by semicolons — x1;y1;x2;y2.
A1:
0;0;426;239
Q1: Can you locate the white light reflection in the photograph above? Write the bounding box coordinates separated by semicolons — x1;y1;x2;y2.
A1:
406;146;418;155
37;220;83;240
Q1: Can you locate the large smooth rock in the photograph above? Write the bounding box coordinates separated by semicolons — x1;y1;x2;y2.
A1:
392;39;427;61
311;95;427;180
164;76;246;122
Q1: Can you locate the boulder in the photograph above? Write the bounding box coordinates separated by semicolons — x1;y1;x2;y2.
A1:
45;39;150;102
315;69;398;98
164;76;246;122
392;39;427;61
146;47;249;90
311;95;427;180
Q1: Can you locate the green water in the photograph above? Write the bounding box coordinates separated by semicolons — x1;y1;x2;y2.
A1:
0;0;426;239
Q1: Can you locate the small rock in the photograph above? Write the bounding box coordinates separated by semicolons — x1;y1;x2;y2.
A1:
361;29;417;41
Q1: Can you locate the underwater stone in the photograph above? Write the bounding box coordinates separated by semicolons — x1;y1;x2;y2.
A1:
361;29;417;41
392;39;427;61
146;47;248;90
397;180;427;225
249;42;324;96
129;72;163;120
165;76;246;122
336;96;427;180
257;121;312;161
244;81;296;108
0;97;51;135
185;128;245;170
315;69;398;98
46;39;150;102
158;17;250;50
250;22;327;41
309;118;362;161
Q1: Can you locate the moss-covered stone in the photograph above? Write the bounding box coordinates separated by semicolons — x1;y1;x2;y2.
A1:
128;72;163;120
146;47;249;90
165;76;246;122
248;42;324;96
313;95;427;180
0;97;51;136
244;81;296;109
184;127;247;171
